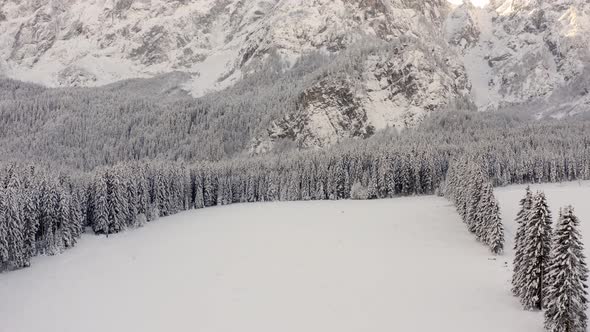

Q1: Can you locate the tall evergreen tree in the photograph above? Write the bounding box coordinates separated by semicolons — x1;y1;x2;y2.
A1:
91;173;109;235
105;170;128;233
21;185;39;266
474;182;492;242
512;186;533;296
466;162;485;233
0;188;10;269
485;195;504;255
519;191;553;310
544;206;588;332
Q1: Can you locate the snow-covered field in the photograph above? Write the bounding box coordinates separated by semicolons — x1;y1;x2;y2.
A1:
1;182;589;332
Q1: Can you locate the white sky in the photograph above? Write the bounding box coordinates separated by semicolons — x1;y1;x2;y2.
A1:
447;0;490;7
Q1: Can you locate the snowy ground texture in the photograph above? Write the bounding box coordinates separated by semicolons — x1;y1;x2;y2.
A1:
1;181;589;332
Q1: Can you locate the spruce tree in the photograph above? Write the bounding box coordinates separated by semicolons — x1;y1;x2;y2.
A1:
474;182;492;242
512;186;533;296
91;173;109;235
367;167;378;199
519;191;553;310
544;206;588;332
5;175;25;267
0;188;9;269
21;186;39;266
105;170;128;233
486;195;504;255
193;170;205;209
466;162;485;233
57;187;73;250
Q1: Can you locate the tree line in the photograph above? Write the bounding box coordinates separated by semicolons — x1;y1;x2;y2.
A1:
0;146;448;270
0;164;83;270
444;155;505;254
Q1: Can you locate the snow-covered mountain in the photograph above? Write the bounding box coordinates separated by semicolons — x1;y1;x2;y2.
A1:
0;0;588;152
0;0;452;93
445;0;590;115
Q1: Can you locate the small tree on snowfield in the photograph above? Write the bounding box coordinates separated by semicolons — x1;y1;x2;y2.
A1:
512;186;533;296
544;206;588;332
519;191;553;310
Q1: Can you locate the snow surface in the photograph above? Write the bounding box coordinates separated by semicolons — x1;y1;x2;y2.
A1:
495;180;590;257
2;181;590;332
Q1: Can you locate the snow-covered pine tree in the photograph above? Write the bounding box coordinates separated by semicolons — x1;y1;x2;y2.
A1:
225;173;235;205
411;152;423;195
21;184;39;266
367;166;378;199
315;166;326;200
286;170;300;201
384;155;396;198
69;188;83;240
267;170;279;201
485;194;504;255
203;167;217;207
247;173;257;203
512;186;533;296
124;172;139;227
444;158;459;202
453;159;469;222
138;165;152;222
399;153;412;196
56;186;74;250
474;182;492;242
91;173;109;235
466;161;485;233
193;168;205;209
544;206;588;332
105;170;128;233
377;154;389;198
184;165;193;209
5;173;26;268
157;168;171;216
519;191;553;310
39;179;60;254
0;187;9;269
301;163;312;201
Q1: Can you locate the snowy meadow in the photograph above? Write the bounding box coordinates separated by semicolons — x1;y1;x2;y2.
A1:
2;181;588;332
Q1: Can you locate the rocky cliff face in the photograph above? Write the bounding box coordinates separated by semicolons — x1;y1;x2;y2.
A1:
0;0;588;153
0;0;451;93
445;0;590;114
